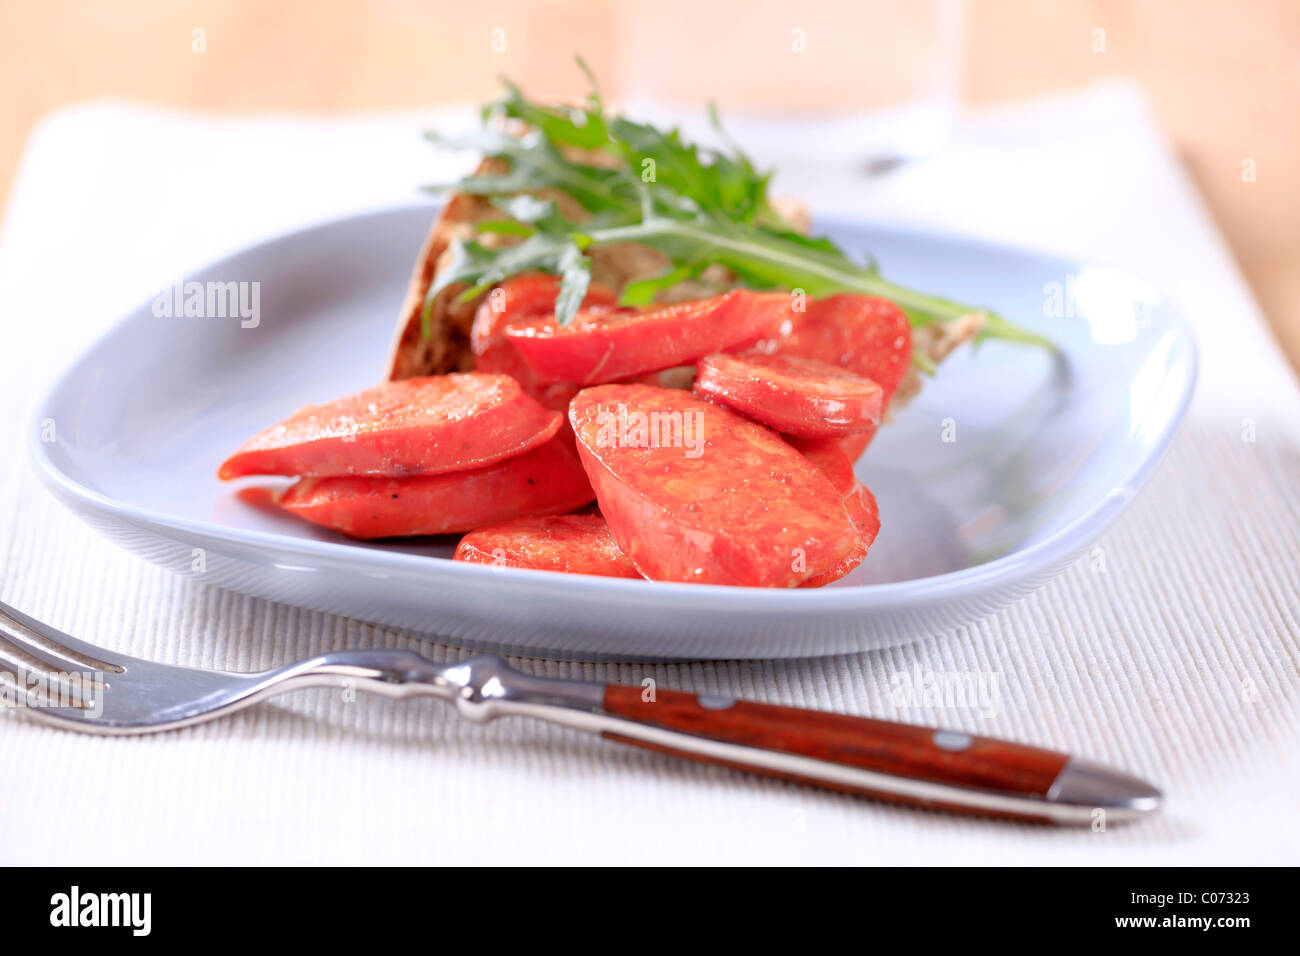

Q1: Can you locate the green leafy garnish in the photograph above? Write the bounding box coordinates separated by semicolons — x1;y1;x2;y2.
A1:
421;58;1051;354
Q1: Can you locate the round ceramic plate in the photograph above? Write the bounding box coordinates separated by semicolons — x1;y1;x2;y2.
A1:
29;204;1196;660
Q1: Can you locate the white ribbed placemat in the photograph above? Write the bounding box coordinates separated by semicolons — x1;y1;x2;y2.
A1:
1;83;1297;864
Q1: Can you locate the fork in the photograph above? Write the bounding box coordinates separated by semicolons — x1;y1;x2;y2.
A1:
0;599;1160;824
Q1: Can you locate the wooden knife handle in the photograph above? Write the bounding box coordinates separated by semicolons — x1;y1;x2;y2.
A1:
600;685;1083;822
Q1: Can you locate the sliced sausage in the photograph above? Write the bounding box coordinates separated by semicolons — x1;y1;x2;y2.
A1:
507;290;790;385
569;384;860;587
791;436;881;542
801;485;881;588
277;435;594;538
835;428;878;463
752;294;912;402
694;353;883;438
791;439;881;588
787;436;857;498
218;374;561;479
471;274;617;410
454;513;640;578
751;294;910;459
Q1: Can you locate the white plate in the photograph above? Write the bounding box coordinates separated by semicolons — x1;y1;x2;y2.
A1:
29;205;1196;660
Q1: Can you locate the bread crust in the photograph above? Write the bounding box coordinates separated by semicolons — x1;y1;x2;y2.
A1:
385;161;504;380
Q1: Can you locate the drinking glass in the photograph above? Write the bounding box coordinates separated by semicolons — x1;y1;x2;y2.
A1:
613;0;966;169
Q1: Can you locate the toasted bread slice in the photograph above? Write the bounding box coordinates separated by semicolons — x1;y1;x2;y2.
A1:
386;161;503;380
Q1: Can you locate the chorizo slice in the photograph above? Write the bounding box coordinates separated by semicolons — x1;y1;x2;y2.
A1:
219;374;561;479
794;437;881;542
694;353;883;438
471;274;617;411
790;439;881;588
454;513;640;578
792;428;878;469
801;485;882;588
752;294;912;402
835;428;878;464
787;436;857;498
568;384;860;587
506;290;790;386
751;294;909;459
277;435;594;539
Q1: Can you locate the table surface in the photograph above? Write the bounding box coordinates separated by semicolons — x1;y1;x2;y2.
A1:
0;84;1296;865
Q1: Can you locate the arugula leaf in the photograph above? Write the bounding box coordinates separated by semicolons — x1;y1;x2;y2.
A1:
423;231;589;338
551;242;593;320
491;194;558;224
473;220;534;237
583;216;1036;336
423;128;637;218
420;59;1053;354
619;262;707;307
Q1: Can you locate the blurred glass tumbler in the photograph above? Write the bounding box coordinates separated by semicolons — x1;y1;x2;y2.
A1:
614;0;965;168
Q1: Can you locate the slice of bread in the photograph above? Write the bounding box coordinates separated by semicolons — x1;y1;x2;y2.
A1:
385;161;503;380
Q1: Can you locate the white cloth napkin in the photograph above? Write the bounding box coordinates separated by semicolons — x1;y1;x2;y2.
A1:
2;82;1297;865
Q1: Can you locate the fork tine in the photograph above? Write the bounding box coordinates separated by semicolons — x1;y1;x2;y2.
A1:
0;641;107;713
0;602;120;716
0;630;86;681
0;601;127;673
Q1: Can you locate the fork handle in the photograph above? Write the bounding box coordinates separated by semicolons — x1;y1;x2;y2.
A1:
588;685;1160;824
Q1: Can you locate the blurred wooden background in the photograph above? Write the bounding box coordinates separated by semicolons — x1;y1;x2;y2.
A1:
2;0;1297;369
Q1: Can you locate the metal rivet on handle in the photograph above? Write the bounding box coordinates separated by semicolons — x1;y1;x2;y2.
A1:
697;694;736;710
932;731;973;752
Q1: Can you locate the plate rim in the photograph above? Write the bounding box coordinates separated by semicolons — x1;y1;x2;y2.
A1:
27;202;1199;611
